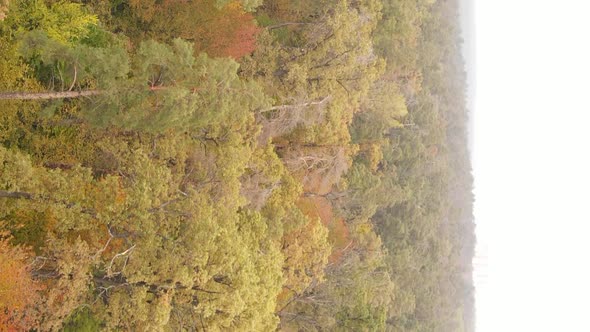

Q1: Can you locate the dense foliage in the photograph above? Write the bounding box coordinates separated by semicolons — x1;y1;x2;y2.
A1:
0;0;474;331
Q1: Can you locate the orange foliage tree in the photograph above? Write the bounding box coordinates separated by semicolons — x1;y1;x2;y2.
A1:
128;0;261;59
0;231;42;331
192;1;261;58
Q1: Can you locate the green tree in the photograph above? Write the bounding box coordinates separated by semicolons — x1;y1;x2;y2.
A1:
3;35;271;133
0;135;287;330
279;224;394;331
243;0;384;145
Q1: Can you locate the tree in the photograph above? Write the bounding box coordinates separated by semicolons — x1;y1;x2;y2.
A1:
256;95;332;142
282;145;352;196
216;0;262;12
0;231;43;330
242;0;385;145
124;0;261;58
373;0;432;96
0;0;8;21
189;1;261;58
61;308;101;332
2;35;271;133
279;216;330;303
351;79;408;144
279;224;394;331
0;135;287;330
1;0;99;44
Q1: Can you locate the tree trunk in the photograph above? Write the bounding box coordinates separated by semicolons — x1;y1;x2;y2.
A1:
0;90;102;100
0;190;33;199
259;96;332;113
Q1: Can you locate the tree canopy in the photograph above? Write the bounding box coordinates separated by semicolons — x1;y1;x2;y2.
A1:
0;0;474;330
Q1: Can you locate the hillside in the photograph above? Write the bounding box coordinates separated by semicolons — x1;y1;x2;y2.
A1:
0;0;474;330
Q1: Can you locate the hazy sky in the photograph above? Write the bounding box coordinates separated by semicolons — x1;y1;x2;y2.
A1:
474;0;590;331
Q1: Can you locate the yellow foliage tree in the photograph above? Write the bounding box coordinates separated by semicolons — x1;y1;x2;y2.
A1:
279;217;330;305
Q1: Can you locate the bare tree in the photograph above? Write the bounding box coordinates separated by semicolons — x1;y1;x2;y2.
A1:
257;96;331;144
282;146;350;194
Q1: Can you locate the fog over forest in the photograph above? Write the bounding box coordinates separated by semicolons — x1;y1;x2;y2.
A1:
459;0;475;153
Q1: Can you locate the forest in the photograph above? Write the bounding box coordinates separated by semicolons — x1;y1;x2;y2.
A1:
0;0;475;331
